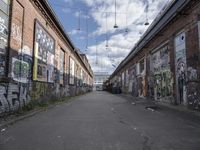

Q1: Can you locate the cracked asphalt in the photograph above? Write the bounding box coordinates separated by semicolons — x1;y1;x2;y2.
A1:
1;91;200;150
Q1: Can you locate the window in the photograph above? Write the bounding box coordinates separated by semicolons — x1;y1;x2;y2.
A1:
125;69;129;86
69;57;75;85
122;72;125;86
139;59;145;74
80;69;83;86
136;58;145;75
60;49;65;84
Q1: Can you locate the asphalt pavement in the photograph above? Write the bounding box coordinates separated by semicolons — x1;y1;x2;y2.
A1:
0;91;200;150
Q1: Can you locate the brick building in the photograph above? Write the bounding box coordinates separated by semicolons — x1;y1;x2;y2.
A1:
109;0;200;110
0;0;93;115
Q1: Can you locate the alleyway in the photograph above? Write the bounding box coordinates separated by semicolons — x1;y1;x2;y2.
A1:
1;91;200;150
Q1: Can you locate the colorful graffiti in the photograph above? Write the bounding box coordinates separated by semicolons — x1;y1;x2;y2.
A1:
153;71;173;101
30;82;49;101
33;21;55;82
12;58;29;83
150;45;173;101
11;46;33;83
0;83;30;115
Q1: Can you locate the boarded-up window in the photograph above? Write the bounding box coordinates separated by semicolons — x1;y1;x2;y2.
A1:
60;49;65;84
139;59;145;74
69;57;75;85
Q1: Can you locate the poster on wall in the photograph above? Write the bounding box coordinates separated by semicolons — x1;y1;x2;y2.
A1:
69;57;75;85
33;21;55;82
151;46;170;73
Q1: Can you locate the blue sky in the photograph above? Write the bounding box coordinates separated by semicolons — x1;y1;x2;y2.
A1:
48;0;172;74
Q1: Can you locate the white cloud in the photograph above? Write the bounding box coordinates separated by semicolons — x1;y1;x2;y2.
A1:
68;29;82;35
64;0;74;5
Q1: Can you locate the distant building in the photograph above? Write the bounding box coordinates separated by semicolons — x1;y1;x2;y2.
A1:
93;72;109;91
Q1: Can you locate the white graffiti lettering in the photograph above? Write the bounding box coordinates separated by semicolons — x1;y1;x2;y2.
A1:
11;23;22;45
0;83;30;115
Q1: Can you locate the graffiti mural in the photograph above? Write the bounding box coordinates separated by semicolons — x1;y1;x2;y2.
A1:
175;32;187;104
0;83;30;115
30;82;49;101
12;58;29;83
151;45;173;101
11;46;33;83
33;21;55;82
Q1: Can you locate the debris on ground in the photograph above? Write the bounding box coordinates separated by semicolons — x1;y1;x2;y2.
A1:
1;128;6;132
145;106;161;112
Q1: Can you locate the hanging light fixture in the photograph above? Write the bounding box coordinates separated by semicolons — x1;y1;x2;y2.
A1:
77;10;81;30
95;39;98;65
113;0;118;28
85;12;88;51
144;10;149;26
105;12;109;48
125;12;128;33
